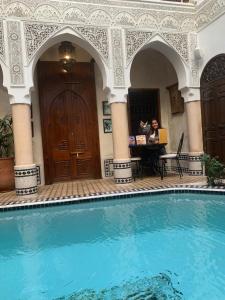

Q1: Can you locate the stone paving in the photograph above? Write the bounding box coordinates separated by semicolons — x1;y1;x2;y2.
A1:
0;175;208;209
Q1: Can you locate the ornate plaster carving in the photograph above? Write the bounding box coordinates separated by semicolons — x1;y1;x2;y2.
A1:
0;21;5;62
125;30;153;65
34;4;61;22
75;26;109;62
24;23;109;65
188;33;200;86
24;23;61;61
160;16;179;31
2;0;196;32
196;0;225;30
7;21;24;85
89;10;112;26
137;14;158;29
5;2;32;18
111;29;125;87
114;12;135;26
63;8;86;24
161;32;189;62
125;30;189;66
2;0;225;33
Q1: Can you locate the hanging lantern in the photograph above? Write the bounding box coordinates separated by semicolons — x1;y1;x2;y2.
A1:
58;41;76;72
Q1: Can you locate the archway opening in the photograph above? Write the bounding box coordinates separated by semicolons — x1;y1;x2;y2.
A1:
129;47;188;154
32;41;111;185
200;54;225;162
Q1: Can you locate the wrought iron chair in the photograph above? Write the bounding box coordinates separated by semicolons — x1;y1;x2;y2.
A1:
159;132;184;179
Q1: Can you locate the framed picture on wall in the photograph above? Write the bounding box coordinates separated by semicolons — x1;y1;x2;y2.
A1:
167;83;184;114
102;101;111;116
103;119;112;133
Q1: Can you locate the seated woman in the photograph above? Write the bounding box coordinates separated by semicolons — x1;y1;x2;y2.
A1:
139;118;166;174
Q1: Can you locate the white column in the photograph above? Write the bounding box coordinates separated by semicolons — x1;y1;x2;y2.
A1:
110;91;132;184
11;102;37;196
182;87;203;176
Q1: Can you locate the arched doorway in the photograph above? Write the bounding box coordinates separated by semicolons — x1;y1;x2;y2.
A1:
201;54;225;162
129;47;188;153
35;42;101;184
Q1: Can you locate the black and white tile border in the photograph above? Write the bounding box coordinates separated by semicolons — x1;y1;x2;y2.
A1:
1;185;225;212
104;159;113;177
14;165;38;196
105;153;203;178
114;177;133;184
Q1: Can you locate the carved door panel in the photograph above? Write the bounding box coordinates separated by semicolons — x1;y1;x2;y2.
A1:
68;91;96;179
49;91;71;182
201;54;225;163
38;61;101;184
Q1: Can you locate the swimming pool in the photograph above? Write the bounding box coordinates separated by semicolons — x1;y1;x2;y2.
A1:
1;192;225;299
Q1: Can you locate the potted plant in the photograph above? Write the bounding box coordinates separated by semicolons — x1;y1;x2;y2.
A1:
0;115;15;191
202;154;225;186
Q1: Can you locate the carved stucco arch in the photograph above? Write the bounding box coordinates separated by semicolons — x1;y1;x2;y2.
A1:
125;34;189;90
26;26;110;91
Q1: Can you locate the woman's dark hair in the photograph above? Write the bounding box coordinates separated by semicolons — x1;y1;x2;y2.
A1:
150;118;159;134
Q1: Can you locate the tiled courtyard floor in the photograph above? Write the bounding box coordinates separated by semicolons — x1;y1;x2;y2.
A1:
0;174;208;209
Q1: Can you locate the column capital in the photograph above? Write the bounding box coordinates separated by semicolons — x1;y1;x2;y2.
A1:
9;89;31;105
109;87;128;104
180;87;200;103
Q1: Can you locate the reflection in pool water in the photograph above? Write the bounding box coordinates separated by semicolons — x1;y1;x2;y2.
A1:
1;193;225;299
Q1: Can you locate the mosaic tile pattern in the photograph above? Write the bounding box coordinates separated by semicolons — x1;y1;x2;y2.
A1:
0;174;214;210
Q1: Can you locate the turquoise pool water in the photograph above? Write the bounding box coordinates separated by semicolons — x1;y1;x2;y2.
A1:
1;193;225;299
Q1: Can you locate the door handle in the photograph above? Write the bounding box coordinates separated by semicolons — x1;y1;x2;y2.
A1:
70;151;84;158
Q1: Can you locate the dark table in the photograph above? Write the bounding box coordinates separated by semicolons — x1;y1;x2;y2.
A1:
129;143;167;176
129;143;167;157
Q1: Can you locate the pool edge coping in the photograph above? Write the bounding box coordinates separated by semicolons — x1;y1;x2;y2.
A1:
1;186;225;211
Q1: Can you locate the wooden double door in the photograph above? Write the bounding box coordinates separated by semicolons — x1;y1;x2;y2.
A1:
201;54;225;163
38;61;101;184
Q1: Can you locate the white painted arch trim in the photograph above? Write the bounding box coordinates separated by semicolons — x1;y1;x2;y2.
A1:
25;26;111;93
125;34;190;91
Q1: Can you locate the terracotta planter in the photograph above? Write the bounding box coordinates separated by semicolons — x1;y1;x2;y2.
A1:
0;157;15;192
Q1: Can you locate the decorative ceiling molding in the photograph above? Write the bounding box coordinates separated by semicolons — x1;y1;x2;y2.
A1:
24;22;109;65
0;21;5;62
2;0;225;33
196;0;225;31
2;1;196;32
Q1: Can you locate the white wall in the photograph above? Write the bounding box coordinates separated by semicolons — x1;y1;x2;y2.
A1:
31;43;113;184
130;48;188;152
198;14;225;76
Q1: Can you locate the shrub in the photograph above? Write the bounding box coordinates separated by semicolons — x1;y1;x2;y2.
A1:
0;115;14;158
202;154;225;186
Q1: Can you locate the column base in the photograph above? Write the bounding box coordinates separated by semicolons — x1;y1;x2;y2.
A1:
188;152;203;176
14;164;38;196
113;159;133;184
